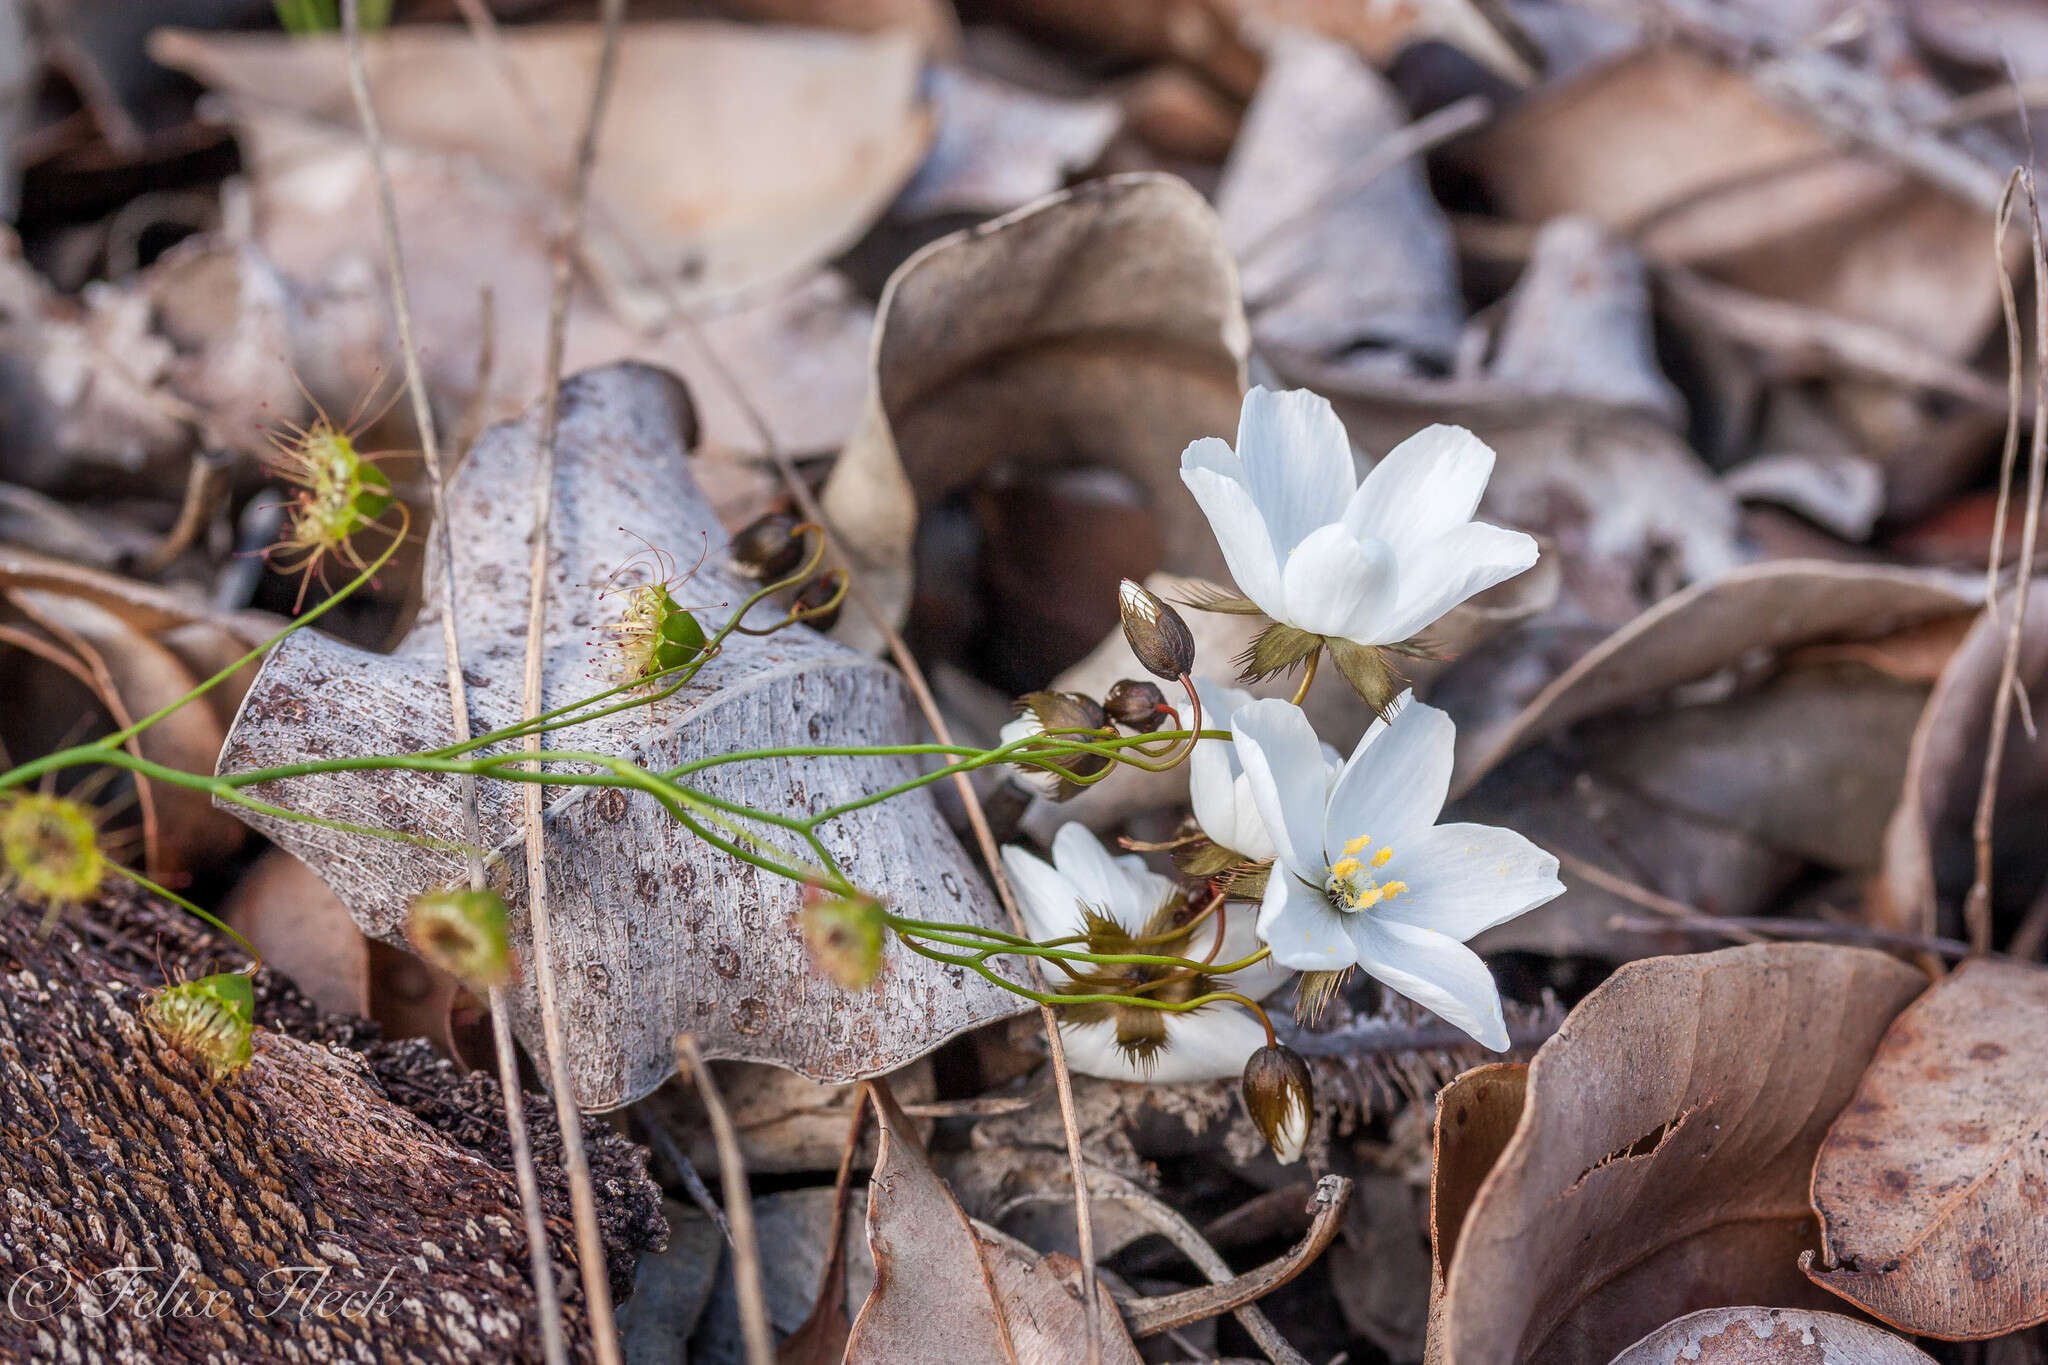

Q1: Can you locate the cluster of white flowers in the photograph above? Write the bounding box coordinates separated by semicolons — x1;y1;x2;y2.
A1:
1006;387;1564;1099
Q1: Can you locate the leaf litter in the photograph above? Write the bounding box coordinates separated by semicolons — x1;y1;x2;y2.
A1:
9;1;2048;1363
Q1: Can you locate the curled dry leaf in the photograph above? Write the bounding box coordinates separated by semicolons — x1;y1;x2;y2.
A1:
1879;586;2048;940
1455;560;1982;792
1605;1306;1935;1365
1423;1063;1528;1365
151;22;931;319
1432;942;1927;1365
817;172;1249;654
846;1081;1144;1365
1803;958;2048;1339
217;362;1024;1110
0;545;268;880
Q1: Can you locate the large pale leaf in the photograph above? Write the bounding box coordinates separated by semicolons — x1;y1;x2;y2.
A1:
151;22;930;320
217;362;1023;1110
1804;958;2048;1338
1434;943;1926;1365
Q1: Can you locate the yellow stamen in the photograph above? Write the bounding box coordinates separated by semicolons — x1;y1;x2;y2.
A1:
1381;881;1408;899
1352;886;1383;910
1329;857;1362;879
1342;834;1371;855
1371;846;1394;867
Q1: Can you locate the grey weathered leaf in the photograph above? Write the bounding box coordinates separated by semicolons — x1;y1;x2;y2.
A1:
218;362;1024;1109
817;172;1249;654
1606;1307;1935;1364
1434;943;1926;1365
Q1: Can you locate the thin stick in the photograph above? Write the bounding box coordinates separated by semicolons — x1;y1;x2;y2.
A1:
1548;847;1766;945
514;3;628;1363
337;5;566;1360
676;1035;773;1365
1966;169;2048;956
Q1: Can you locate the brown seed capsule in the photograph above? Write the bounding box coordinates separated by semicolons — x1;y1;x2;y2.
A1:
1119;579;1196;680
1004;692;1111;800
792;570;847;632
1103;678;1171;733
730;512;807;581
1241;1043;1313;1165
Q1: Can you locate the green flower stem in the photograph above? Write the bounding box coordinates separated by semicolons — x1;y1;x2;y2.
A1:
894;935;1270;1016
889;921;1272;976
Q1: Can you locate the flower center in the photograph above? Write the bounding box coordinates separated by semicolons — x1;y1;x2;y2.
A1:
1324;833;1408;913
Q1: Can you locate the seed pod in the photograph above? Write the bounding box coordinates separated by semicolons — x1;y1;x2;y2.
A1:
801;887;886;991
0;793;105;914
792;570;847;632
146;972;256;1079
729;512;807;581
406;888;516;992
1241;1043;1314;1165
1118;579;1195;680
1103;678;1170;732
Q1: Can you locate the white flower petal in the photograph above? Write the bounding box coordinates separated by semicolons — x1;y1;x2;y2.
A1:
999;715;1062;798
1236;387;1359;557
1051;823;1166;931
1189;739;1269;859
1370;521;1540;645
1257;869;1356;972
1056;1009;1271;1084
1375;823;1563;941
1279;524;1399;640
1182;462;1286;619
1351;916;1510;1051
1001;844;1084;941
1344;423;1496;556
1322;694;1455;862
1230;699;1330;882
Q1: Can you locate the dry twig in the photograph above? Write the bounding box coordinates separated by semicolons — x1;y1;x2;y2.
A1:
676;1035;774;1365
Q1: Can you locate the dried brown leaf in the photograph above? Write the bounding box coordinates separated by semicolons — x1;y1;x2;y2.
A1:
817;173;1249;655
1423;1063;1528;1365
1434;943;1927;1365
1803;958;2048;1338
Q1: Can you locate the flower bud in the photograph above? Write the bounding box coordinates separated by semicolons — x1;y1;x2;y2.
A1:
729;512;807;581
801;887;886;991
1241;1043;1313;1165
406;888;516;992
792;570;847;632
1118;579;1195;680
146;972;256;1079
1103;679;1171;733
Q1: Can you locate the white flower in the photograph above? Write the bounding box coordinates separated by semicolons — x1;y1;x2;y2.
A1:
1180;387;1537;649
1187;676;1338;861
1002;824;1295;1083
1231;693;1563;1050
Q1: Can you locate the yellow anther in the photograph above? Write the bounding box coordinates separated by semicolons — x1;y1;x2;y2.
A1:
1370;846;1394;867
1329;857;1362;879
1352;886;1383;910
1342;834;1372;855
1381;881;1409;899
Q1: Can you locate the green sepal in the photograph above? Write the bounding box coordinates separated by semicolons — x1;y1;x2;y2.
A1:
1327;638;1401;718
1235;623;1323;684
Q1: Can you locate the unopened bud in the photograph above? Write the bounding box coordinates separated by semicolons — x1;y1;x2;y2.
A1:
730;512;807;581
146;972;256;1079
1241;1043;1313;1165
1119;579;1195;680
792;570;846;632
801;887;886;991
1103;679;1171;733
406;888;516;992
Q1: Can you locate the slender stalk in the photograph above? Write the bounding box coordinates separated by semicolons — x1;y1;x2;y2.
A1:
337;4;566;1359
